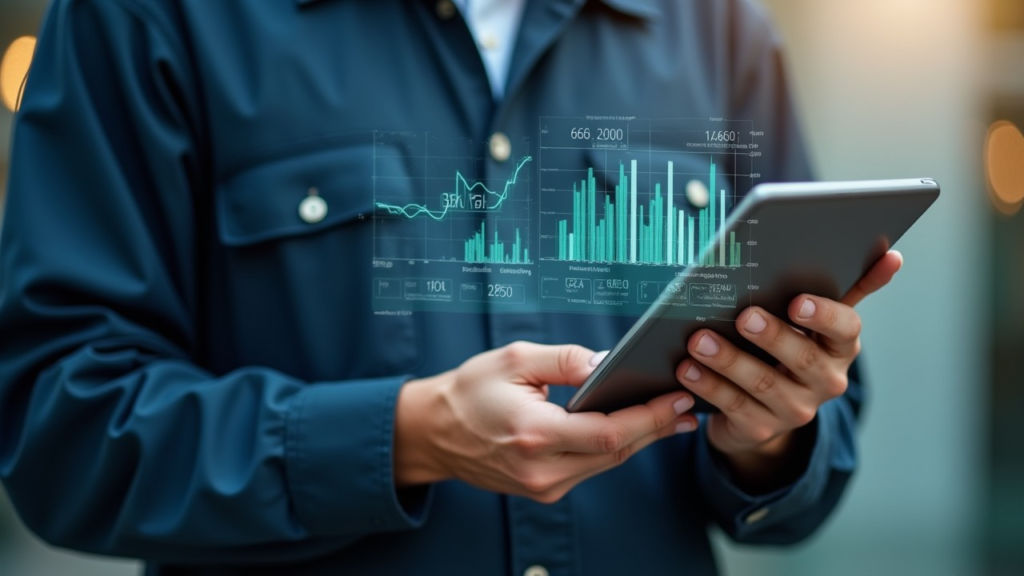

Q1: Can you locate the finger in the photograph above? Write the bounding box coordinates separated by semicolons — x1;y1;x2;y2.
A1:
545;412;699;498
547;390;696;454
788;296;862;358
737;305;843;385
684;330;810;424
497;341;597;388
842;250;903;307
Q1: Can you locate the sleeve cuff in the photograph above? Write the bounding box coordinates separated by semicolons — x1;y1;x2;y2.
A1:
285;377;434;536
696;398;856;539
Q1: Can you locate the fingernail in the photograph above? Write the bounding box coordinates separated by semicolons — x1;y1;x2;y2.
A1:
695;334;719;357
675;421;697;434
673;396;694;415
744;311;767;334
682;363;701;382
589;350;609;367
798;299;816;320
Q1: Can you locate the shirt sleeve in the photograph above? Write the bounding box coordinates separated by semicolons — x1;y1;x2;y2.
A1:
0;0;431;564
693;0;865;544
694;373;860;543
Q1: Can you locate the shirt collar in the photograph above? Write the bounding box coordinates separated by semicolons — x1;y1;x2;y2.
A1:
293;0;660;21
598;0;660;21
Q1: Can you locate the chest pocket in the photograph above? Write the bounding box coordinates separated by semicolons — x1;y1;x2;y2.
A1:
212;144;423;380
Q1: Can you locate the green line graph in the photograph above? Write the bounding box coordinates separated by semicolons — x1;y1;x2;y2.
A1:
375;156;532;221
372;132;533;264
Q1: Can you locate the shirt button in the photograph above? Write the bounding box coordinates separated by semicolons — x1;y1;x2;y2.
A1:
523;566;549;576
436;0;456;20
489;132;511;163
744;507;770;524
481;32;500;51
299;192;328;224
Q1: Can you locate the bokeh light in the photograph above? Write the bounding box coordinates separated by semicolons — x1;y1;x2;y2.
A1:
1;36;37;112
986;120;1024;215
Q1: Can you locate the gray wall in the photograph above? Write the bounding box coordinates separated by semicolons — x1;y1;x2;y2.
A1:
717;1;989;574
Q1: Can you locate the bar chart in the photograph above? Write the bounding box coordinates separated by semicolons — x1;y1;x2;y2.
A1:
538;116;761;316
463;221;530;264
551;158;741;267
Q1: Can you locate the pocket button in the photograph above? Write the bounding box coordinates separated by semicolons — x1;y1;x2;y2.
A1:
299;191;328;224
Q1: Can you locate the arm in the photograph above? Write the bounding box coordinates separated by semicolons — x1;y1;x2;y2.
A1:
0;0;427;563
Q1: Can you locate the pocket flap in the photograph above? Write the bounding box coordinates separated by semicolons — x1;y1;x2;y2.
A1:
216;144;406;247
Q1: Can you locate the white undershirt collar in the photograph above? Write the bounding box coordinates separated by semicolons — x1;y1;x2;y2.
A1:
453;0;528;100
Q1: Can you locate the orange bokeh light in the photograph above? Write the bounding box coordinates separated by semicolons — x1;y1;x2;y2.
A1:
1;36;36;112
986;120;1024;215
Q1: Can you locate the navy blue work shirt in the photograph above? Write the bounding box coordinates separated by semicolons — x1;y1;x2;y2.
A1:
0;0;862;574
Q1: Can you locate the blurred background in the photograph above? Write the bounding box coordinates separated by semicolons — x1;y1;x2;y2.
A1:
1;0;1021;574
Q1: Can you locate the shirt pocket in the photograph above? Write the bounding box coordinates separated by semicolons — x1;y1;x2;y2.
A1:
212;144;423;380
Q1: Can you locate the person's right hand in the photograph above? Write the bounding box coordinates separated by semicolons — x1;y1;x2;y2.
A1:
394;342;698;503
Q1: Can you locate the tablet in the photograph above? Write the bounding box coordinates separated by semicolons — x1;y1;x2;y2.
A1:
566;178;940;414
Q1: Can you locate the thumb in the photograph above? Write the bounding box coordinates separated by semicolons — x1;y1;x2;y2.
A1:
502;342;597;388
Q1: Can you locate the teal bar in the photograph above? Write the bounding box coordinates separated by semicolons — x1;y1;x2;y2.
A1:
699;209;706;265
588;168;596;262
572;184;579;261
660;194;665;263
729;231;736;267
639;206;646;262
709;158;716;258
605;195;613;262
559;220;567;260
613;177;619;261
687;216;695;265
648;221;654;264
579;184;585;260
618;163;626;262
652;183;659;264
580;178;588;260
561;218;569;259
479;221;485;263
659;188;665;263
647;223;653;264
646;223;651;263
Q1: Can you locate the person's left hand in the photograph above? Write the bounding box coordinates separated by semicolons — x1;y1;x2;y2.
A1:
676;250;904;490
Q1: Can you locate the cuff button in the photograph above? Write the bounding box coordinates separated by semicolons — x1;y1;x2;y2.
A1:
744;507;770;525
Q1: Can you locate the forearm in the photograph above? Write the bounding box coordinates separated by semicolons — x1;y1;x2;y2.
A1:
0;339;429;561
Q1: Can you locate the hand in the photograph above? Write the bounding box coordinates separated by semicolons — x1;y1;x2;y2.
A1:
394;342;699;503
676;251;904;490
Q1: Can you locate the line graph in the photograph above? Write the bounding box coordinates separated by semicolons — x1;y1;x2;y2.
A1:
375;155;532;221
372;131;532;264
